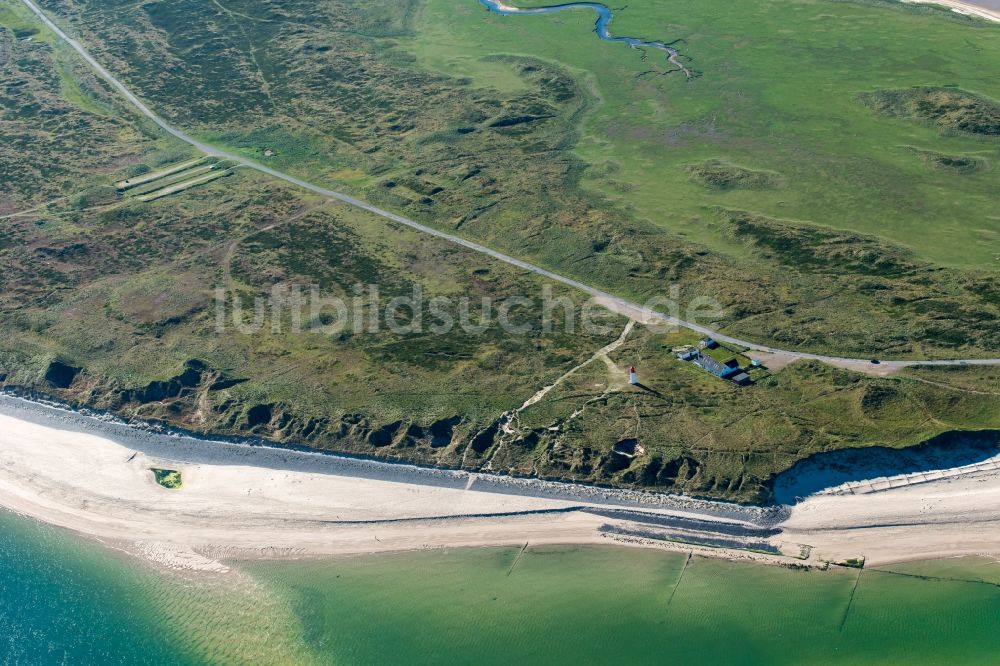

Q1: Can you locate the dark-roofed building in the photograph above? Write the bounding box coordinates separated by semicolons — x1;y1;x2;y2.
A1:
694;354;731;377
677;348;699;361
730;372;752;386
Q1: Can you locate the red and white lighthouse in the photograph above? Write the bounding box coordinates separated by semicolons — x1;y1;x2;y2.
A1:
629;366;638;385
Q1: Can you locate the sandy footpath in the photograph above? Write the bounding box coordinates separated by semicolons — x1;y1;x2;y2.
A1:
907;0;1000;21
0;395;998;571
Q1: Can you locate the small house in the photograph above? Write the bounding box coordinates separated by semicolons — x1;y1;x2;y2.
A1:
731;372;752;386
719;365;741;379
677;349;699;361
694;354;728;377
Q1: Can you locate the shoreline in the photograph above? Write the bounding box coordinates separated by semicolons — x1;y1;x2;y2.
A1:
0;394;794;573
0;394;998;572
0;391;780;523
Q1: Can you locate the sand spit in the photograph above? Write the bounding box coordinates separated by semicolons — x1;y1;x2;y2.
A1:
0;394;998;570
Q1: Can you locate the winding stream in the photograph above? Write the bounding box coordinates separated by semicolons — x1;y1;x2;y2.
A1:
478;1;694;78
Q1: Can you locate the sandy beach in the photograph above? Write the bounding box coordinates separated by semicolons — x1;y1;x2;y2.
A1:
0;405;600;571
907;0;1000;21
0;394;998;571
0;395;784;572
783;468;1000;565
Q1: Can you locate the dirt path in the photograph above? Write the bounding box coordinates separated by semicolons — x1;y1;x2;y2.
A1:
208;0;275;105
519;320;635;411
904;375;1000;396
0;196;68;220
484;321;635;469
221;200;330;291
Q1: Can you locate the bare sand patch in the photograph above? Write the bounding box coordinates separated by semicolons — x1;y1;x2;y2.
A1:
783;469;1000;565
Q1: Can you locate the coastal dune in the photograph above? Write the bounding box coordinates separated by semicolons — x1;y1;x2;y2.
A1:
0;395;998;571
0;396;774;571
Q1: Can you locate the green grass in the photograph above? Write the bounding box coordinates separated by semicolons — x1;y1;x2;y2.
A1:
417;0;1000;267
2;0;999;500
150;468;182;489
34;0;1000;356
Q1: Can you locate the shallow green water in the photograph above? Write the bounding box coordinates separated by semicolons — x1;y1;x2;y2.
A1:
2;509;999;664
245;548;1000;665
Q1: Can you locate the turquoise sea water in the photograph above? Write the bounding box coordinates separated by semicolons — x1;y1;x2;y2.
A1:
0;510;180;664
2;509;999;664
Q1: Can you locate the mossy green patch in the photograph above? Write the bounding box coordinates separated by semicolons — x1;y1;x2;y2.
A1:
720;208;916;276
904;145;989;173
860;86;1000;136
151;468;182;489
685;159;783;191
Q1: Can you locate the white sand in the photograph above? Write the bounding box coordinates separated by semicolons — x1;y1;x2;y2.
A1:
783;468;1000;565
906;0;1000;21
0;410;612;569
0;402;774;570
1;400;997;570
